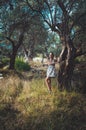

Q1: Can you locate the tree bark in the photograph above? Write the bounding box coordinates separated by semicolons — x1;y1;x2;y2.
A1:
28;41;35;60
8;29;25;70
9;47;17;70
58;37;76;90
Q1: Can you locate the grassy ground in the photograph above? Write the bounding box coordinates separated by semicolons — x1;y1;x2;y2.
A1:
0;71;86;130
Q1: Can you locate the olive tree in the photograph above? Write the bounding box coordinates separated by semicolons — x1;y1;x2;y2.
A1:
26;0;86;89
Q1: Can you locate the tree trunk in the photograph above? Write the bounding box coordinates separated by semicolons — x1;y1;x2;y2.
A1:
8;28;25;70
58;37;76;90
29;42;35;60
9;48;17;70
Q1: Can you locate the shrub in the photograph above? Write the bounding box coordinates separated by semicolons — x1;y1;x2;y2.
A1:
75;55;86;63
15;57;31;71
0;57;10;67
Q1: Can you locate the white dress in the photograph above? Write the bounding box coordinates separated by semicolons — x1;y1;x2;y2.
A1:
46;59;56;78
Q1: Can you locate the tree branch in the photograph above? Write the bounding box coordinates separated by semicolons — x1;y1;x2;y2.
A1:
44;0;53;25
6;37;15;47
26;0;38;12
67;0;75;13
57;0;69;18
26;0;54;31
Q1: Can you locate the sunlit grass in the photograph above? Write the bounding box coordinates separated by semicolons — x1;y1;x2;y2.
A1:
15;78;58;115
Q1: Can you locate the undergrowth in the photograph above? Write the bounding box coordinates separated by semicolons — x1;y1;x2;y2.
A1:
0;75;86;130
15;57;31;71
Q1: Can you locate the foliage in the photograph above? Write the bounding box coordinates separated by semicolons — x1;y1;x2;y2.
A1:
1;57;10;65
15;57;31;71
75;55;86;63
23;16;48;58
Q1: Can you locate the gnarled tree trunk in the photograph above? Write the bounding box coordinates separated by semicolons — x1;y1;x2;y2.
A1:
7;28;25;70
58;36;76;90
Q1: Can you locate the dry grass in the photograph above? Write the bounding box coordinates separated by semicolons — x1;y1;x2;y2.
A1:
0;73;86;130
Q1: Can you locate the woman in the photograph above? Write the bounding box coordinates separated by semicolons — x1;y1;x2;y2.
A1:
45;52;56;92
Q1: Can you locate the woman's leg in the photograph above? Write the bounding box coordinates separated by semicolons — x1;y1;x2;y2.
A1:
45;77;52;91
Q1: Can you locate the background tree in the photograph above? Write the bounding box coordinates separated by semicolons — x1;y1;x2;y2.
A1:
0;0;49;69
0;0;37;69
22;16;48;60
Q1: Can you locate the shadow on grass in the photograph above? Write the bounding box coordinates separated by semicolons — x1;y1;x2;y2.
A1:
0;95;86;130
0;103;22;130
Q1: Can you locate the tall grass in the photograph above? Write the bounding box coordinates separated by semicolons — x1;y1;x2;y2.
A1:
0;75;86;130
